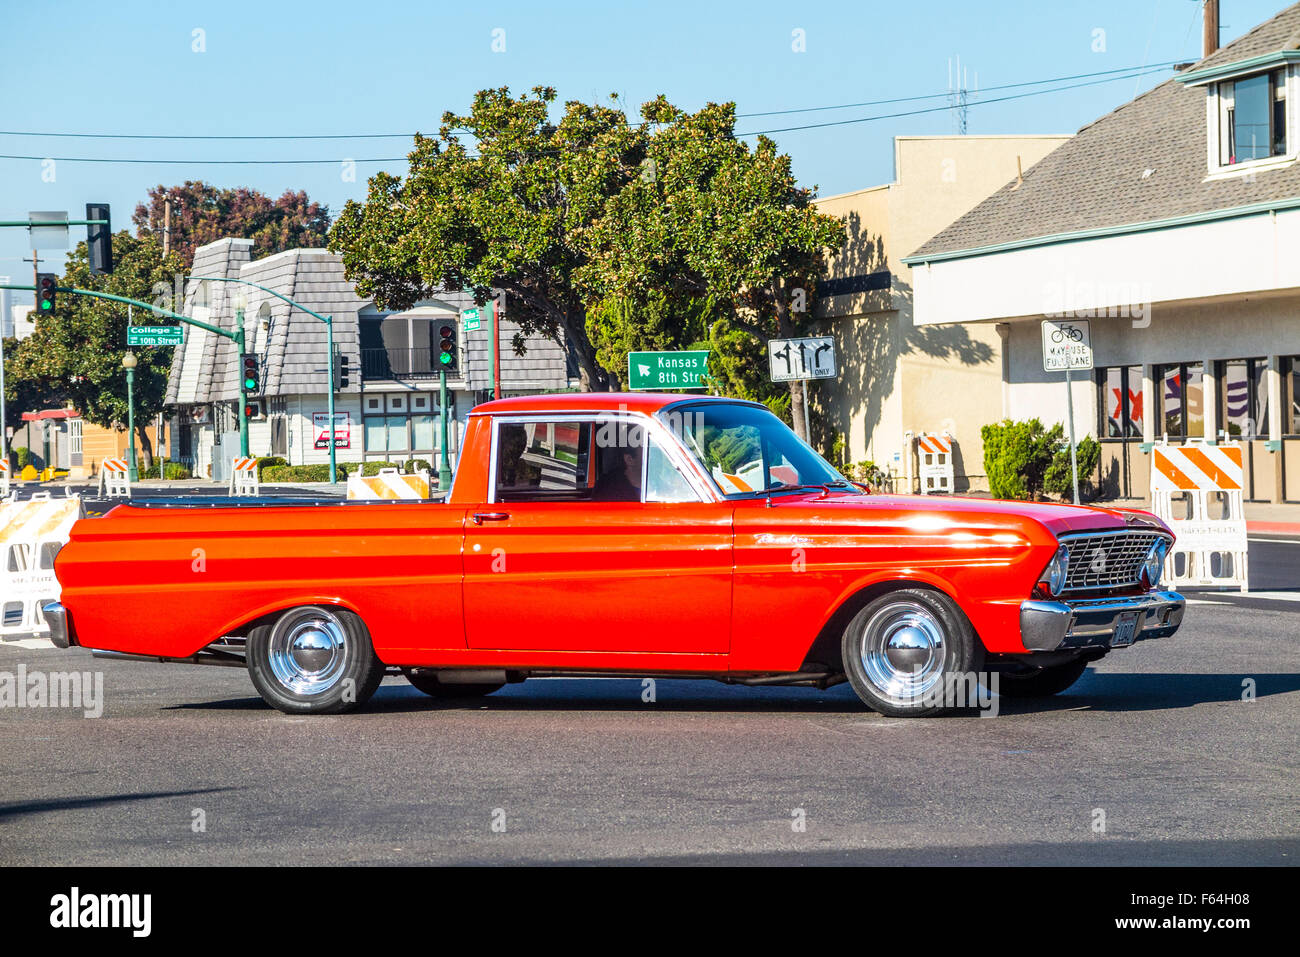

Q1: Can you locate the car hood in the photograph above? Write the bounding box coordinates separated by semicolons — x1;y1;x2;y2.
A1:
775;492;1169;538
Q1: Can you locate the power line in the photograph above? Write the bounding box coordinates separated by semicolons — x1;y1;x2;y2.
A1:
0;60;1181;144
738;67;1171;136
735;60;1181;118
0;65;1175;166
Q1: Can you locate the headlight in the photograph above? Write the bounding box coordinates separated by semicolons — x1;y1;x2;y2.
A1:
1042;545;1070;596
1142;539;1169;589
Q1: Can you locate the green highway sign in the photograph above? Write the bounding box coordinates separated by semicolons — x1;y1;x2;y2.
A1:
462;307;481;331
127;325;185;346
628;350;710;390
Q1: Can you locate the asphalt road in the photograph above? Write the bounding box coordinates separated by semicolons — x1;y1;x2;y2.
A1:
1;596;1296;866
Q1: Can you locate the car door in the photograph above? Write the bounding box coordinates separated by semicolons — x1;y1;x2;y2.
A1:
461;413;733;654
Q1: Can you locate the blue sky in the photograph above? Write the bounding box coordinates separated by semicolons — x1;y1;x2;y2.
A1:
0;0;1289;297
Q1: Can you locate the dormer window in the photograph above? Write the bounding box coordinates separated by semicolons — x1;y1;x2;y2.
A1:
1216;69;1288;165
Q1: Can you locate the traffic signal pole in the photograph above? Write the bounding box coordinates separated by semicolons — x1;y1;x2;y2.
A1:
235;318;249;458
439;370;451;490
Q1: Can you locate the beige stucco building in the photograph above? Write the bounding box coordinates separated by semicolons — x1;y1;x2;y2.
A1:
905;4;1300;506
812;134;1070;491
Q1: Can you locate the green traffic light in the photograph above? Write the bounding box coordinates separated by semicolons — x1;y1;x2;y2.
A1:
439;352;452;364
244;378;257;390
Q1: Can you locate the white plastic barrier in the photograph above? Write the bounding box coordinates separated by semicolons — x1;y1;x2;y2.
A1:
0;459;9;497
0;493;84;639
97;458;131;498
1150;442;1248;593
228;456;260;496
347;468;432;500
906;431;954;495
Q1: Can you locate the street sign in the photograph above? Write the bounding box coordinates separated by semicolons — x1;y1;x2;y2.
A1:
28;211;69;250
127;325;185;346
462;307;481;331
768;335;836;382
1041;318;1093;372
628;350;710;390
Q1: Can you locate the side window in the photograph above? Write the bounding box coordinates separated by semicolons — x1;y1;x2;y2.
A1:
494;420;593;502
645;437;699;503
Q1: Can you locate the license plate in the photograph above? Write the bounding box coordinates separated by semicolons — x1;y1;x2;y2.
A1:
1112;612;1139;647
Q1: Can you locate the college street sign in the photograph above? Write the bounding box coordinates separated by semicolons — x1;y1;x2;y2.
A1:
628;350;710;390
126;325;185;346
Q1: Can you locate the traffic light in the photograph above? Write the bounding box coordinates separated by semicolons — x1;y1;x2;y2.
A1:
334;354;350;390
86;203;113;275
36;273;57;314
240;354;259;394
437;322;458;373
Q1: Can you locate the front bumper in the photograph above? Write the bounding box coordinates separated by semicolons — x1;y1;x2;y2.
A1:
1019;591;1185;652
42;601;73;649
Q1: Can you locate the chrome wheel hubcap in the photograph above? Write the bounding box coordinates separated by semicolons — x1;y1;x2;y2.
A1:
859;601;947;701
268;608;348;696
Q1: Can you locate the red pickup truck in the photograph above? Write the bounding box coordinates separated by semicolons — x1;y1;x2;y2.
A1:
45;393;1184;716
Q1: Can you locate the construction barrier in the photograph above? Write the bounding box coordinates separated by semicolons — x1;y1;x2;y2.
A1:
0;492;84;639
0;459;8;497
347;468;431;500
1150;441;1248;592
906;431;955;495
97;458;131;498
228;456;260;497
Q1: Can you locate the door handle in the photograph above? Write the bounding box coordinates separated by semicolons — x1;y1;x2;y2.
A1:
471;512;510;525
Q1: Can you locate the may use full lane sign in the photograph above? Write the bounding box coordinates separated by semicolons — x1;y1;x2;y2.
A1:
1040;319;1093;372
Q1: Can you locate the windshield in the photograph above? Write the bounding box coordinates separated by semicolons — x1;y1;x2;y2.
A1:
660;402;857;498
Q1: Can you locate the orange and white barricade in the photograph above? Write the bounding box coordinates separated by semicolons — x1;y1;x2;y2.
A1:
228;456;260;496
1150;441;1248;592
347;467;431;500
97;457;131;498
906;431;954;494
0;459;9;497
0;492;84;639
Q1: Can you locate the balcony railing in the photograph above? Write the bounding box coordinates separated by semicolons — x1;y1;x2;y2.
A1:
361;346;439;380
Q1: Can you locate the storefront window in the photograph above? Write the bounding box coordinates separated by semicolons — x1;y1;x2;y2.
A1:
1099;366;1143;438
411;414;435;451
1287;357;1300;435
1158;363;1204;440
1219;358;1269;439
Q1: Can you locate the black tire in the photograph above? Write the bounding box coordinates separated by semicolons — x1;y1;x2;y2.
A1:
402;669;505;698
841;587;985;717
996;658;1090;698
246;605;385;714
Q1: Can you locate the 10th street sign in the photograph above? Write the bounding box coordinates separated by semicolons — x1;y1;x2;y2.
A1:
127;325;184;346
628;350;709;390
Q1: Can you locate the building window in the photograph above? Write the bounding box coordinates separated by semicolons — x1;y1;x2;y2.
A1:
1216;69;1289;167
1098;366;1143;439
1217;358;1269;439
1156;362;1204;440
1286;356;1300;436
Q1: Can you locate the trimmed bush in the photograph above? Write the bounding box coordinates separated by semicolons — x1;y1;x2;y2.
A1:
359;460;402;477
262;464;347;483
15;447;32;469
255;456;287;480
164;462;192;480
1044;435;1101;499
404;459;433;475
982;418;1100;501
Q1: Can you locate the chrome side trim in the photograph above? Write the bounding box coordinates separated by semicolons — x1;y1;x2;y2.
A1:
1020;591;1185;652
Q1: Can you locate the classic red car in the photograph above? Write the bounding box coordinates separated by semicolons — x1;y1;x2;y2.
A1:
45;393;1184;716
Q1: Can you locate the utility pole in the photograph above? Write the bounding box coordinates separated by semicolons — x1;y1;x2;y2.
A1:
163;197;171;258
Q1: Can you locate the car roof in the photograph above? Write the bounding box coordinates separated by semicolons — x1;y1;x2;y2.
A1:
468;392;759;416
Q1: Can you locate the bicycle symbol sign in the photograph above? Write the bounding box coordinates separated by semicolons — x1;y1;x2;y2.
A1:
1041;319;1093;372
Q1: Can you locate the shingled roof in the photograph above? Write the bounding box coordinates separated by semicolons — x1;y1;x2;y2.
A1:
907;2;1300;261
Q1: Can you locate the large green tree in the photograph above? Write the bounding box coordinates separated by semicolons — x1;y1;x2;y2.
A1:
330;86;646;391
133;181;331;269
6;230;183;469
581;98;845;438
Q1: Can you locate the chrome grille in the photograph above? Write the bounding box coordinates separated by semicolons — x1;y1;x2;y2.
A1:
1061;531;1165;591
